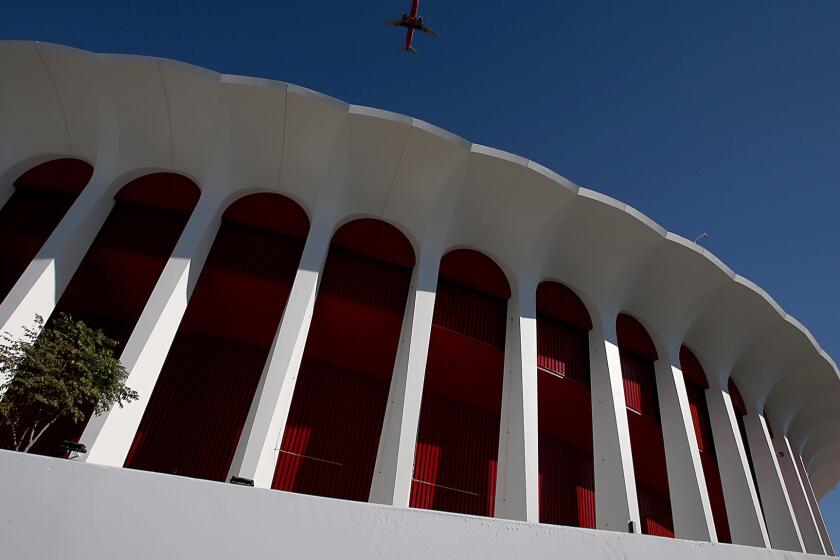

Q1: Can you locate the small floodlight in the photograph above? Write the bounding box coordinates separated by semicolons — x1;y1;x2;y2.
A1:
229;476;254;487
61;441;87;459
693;232;709;244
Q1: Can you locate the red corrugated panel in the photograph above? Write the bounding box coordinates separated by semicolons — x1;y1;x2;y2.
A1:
619;349;660;420
0;190;78;303
685;380;731;542
537;315;590;385
125;334;269;480
204;224;303;284
638;483;675;537
14;158;93;196
273;360;390;501
432;279;507;349
318;248;412;315
538;434;595;528
410;394;499;517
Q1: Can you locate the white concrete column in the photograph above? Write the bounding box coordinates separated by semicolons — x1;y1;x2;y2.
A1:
369;251;440;507
493;283;540;522
705;384;769;547
795;452;835;556
227;214;333;488
654;355;717;541
0;170;115;341
771;431;826;554
590;317;640;533
80;193;224;466
742;411;805;552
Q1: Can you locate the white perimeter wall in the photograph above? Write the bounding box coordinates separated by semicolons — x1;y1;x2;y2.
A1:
0;451;829;560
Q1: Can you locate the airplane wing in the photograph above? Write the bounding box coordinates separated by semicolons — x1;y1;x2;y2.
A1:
419;22;438;37
384;19;403;27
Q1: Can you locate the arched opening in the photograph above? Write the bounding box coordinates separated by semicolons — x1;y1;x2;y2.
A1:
0;158;93;303
410;249;510;517
728;378;767;526
536;281;595;528
125;193;310;481
0;172;199;456
681;346;731;542
616;313;673;537
272;218;416;501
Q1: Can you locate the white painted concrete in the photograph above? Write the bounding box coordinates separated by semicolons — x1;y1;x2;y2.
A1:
773;431;827;554
369;251;440;506
589;317;641;533
494;285;540;522
743;412;806;552
797;453;835;556
1;451;829;560
654;354;717;541
705;384;770;547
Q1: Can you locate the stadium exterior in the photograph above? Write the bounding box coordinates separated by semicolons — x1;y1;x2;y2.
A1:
0;41;838;559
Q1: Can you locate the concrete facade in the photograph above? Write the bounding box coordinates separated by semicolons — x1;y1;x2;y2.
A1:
0;41;838;557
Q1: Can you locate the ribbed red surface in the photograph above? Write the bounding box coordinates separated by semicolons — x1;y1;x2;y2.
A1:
125;335;268;480
318;248;412;315
537;315;590;385
411;394;499;516
638;482;675;537
125;194;308;480
432;279;507;349
271;219;413;500
0;158;91;305
273;361;390;501
538;434;596;528
619;349;659;420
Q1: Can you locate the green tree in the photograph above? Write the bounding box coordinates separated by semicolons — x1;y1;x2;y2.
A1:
0;313;138;453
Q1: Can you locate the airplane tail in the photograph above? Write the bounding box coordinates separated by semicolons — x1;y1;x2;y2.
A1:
397;45;418;53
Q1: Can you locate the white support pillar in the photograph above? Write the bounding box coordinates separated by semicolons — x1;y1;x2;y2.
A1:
80;193;224;466
654;355;716;542
0;171;114;341
493;284;539;522
590;317;640;533
705;385;770;547
227;215;333;488
772;431;826;554
795;452;835;556
742;411;805;552
369;251;439;507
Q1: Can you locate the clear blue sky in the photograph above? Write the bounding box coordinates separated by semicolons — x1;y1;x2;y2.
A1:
3;0;839;545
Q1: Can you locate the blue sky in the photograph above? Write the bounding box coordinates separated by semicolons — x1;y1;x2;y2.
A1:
3;0;839;545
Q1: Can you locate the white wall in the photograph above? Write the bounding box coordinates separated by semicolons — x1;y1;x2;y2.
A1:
0;451;828;560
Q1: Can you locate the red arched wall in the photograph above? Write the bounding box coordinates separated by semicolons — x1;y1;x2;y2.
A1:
410;249;510;517
125;193;309;481
0;158;92;303
681;346;731;543
272;219;416;501
536;281;595;528
0;172;198;457
616;313;674;537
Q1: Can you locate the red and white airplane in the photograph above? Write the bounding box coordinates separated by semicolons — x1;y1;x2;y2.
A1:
385;0;438;53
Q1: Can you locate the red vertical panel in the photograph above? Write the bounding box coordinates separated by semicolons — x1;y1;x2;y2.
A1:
538;434;596;528
536;315;590;385
271;220;414;501
432;280;507;349
638;483;676;537
125;214;306;480
619;349;659;420
410;394;500;516
273;361;390;501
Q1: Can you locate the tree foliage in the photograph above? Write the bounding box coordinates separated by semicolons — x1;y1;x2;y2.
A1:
0;313;138;453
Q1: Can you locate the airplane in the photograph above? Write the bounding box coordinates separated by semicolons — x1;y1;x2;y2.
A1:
385;0;438;53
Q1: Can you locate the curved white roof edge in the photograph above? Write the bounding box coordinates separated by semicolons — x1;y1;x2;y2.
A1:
1;40;837;496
